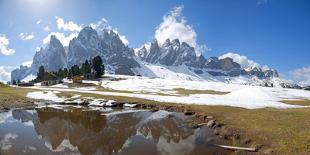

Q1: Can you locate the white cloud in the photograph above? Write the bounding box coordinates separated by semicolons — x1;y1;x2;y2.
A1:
0;34;15;56
44;26;51;32
155;5;209;55
36;20;41;24
290;67;310;86
43;32;78;46
219;52;262;69
22;60;33;67
55;16;82;32
0;66;14;83
19;33;35;41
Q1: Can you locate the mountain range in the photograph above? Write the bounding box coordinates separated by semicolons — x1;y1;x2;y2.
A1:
11;26;296;88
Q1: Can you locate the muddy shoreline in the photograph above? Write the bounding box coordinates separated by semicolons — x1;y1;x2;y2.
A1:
135;103;262;153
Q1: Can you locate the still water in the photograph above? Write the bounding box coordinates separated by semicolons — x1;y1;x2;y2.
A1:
0;105;230;155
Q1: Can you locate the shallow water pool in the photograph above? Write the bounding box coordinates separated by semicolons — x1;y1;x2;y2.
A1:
0;105;230;155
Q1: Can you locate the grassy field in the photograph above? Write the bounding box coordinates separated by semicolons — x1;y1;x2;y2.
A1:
0;85;35;109
281;99;310;106
173;88;229;96
2;85;310;154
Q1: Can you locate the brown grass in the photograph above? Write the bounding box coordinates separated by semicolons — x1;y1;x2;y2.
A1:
0;86;35;109
173;88;229;96
281;99;310;106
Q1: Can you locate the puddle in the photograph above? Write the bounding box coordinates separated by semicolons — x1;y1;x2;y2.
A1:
0;105;231;155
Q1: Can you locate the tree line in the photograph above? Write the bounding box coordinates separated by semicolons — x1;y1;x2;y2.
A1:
33;56;105;82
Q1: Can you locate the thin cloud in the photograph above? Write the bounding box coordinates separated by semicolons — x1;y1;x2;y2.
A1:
43;32;78;47
19;33;35;41
22;60;33;67
0;66;14;82
55;16;82;32
44;26;51;32
289;66;310;86
36;20;41;24
0;34;15;56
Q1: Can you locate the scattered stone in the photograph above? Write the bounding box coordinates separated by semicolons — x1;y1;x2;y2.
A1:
214;122;224;128
147;104;156;109
213;128;220;135
190;123;208;129
206;116;214;119
194;112;206;118
113;102;125;107
164;106;173;110
251;144;263;151
207;120;216;128
264;148;274;154
80;100;90;106
184;111;195;116
241;138;252;145
150;109;159;112
3;107;10;111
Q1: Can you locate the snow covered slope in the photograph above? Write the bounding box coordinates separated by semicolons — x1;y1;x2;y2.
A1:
26;74;310;109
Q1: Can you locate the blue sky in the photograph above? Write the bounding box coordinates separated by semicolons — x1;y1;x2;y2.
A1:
0;0;310;83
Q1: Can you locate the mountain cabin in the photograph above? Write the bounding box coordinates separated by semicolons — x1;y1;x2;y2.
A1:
72;76;83;84
41;72;59;86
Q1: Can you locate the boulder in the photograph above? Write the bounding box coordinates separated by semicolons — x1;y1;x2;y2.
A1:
207;120;216;128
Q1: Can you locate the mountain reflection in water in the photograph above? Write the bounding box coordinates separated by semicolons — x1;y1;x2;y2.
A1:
0;106;230;155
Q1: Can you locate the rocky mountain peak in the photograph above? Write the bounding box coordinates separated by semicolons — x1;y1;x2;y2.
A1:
172;39;180;45
12;26;282;87
206;57;241;71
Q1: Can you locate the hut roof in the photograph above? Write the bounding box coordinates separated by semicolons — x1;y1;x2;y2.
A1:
42;72;57;81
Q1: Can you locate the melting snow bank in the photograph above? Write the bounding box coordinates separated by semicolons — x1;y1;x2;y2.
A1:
26;91;65;102
25;76;310;109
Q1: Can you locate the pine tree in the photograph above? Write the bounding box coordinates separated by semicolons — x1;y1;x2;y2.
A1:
68;69;73;78
63;68;68;78
92;56;104;78
37;66;45;81
71;65;81;76
58;69;64;78
82;60;91;76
